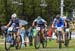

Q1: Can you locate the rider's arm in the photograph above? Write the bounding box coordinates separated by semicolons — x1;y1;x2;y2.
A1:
19;24;23;29
44;21;47;27
6;21;11;27
32;19;37;27
32;21;35;27
51;18;56;28
45;22;47;27
16;20;23;29
64;20;67;27
51;22;55;28
41;19;47;27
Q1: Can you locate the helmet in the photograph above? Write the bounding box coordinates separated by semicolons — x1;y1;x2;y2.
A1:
56;15;60;20
37;16;41;20
11;13;17;19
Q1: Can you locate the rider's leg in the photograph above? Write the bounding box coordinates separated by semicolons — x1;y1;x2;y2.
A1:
41;28;45;39
20;29;25;47
55;29;58;38
55;28;65;42
16;30;21;42
60;28;65;41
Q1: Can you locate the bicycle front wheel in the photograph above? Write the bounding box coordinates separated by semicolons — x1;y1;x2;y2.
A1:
58;31;62;49
34;35;40;49
5;35;11;50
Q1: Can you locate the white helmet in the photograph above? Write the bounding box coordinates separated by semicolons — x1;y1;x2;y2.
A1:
11;13;17;18
37;16;41;20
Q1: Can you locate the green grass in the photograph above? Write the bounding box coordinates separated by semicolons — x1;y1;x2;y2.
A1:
0;39;75;51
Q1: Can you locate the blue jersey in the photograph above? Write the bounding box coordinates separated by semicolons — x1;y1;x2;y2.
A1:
10;18;20;27
34;18;46;27
53;17;64;28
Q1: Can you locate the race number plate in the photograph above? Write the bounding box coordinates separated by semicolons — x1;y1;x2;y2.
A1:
57;27;61;31
36;27;40;31
8;27;13;31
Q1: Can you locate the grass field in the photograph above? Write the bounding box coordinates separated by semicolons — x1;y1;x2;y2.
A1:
0;39;75;51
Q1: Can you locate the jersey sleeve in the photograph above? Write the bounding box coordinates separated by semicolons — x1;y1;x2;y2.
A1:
9;19;12;24
34;19;37;22
41;19;46;22
53;18;56;23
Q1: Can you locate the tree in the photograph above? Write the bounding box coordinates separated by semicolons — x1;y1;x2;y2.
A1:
0;0;75;25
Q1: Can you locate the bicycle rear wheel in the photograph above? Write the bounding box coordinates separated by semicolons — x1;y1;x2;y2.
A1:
70;32;71;40
64;32;69;47
42;36;47;48
15;35;22;49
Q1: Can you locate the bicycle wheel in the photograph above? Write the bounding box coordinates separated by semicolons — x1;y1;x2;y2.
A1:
70;32;71;40
42;36;47;48
29;36;33;46
34;34;40;49
5;34;11;50
15;35;22;49
58;31;62;49
64;32;69;47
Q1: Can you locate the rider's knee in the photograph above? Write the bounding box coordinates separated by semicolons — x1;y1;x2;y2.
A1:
55;29;57;33
17;31;20;36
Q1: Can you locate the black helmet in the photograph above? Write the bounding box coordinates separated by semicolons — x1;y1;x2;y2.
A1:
56;15;60;20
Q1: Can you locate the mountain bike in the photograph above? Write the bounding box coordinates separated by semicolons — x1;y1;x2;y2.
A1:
57;27;63;49
34;27;47;49
64;28;70;47
5;27;22;50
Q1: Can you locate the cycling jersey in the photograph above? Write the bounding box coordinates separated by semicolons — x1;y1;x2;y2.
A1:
34;18;46;27
10;18;20;27
7;18;20;32
53;17;64;28
64;20;70;28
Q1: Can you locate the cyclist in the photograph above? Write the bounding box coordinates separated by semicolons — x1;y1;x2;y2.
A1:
63;16;70;29
5;13;22;45
32;16;47;38
63;16;71;40
52;15;65;42
6;13;21;34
